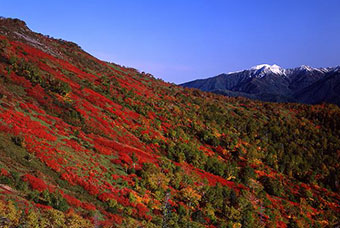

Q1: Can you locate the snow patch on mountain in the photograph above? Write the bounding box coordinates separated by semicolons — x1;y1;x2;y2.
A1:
296;65;335;74
250;64;285;77
299;65;314;72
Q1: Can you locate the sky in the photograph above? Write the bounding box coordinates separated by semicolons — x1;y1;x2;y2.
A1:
2;0;340;83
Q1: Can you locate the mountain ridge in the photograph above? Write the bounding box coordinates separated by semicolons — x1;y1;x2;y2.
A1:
181;64;340;105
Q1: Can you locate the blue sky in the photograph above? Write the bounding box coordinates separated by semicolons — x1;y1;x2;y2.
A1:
2;0;340;83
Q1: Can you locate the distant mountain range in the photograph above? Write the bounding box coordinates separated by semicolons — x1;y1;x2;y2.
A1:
181;64;340;105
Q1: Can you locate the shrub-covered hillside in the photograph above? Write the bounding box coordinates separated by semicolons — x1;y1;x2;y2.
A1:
0;17;339;227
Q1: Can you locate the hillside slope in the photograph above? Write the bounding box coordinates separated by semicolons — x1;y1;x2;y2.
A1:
0;17;339;227
181;64;340;105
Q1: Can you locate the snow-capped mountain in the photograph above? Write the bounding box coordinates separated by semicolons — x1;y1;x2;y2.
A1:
250;64;286;77
181;64;340;105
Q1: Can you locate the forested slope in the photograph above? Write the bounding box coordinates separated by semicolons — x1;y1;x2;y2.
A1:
0;17;339;227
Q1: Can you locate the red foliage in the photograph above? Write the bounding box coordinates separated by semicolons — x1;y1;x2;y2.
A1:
94;143;112;155
111;174;119;180
136;203;149;218
98;192;115;201
22;174;48;192
63;193;82;207
0;28;338;227
99;212;123;225
81;202;96;211
35;203;52;210
0;168;9;176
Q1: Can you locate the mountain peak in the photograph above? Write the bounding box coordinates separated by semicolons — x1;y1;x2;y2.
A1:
0;17;28;31
250;64;285;76
251;64;279;70
298;65;315;72
297;65;334;74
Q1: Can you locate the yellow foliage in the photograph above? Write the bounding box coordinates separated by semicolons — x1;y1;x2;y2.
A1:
46;209;66;228
38;215;49;228
180;186;201;206
108;198;118;208
172;106;181;115
213;129;221;138
226;175;236;181
318;220;329;227
130;191;150;205
204;203;216;220
63;92;72;102
26;210;39;228
147;172;170;191
126;207;133;215
7;200;20;226
0;200;6;217
230;206;241;221
150;199;162;210
232;222;242;228
119;217;140;228
66;212;93;228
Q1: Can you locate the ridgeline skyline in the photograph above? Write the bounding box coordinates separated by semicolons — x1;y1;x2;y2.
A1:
2;0;340;83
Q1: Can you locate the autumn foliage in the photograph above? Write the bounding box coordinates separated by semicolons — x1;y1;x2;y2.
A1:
0;17;338;227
